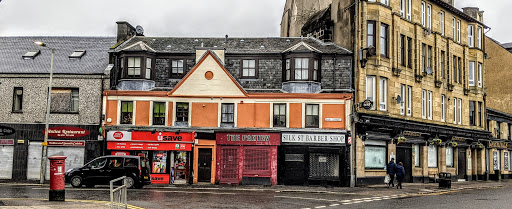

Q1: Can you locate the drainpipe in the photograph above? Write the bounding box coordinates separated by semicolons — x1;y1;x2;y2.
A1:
350;0;360;188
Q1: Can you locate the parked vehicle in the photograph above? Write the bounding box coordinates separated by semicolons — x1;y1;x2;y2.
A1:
65;155;151;189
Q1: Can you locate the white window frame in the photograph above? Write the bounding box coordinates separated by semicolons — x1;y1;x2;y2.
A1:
380;0;389;6
400;0;405;17
428;145;438;168
407;86;412;116
468;25;474;47
446;146;454;167
469;61;475;86
400;84;405;115
478;63;482;88
421;2;426;27
452;18;456;40
457;20;461;43
477;26;482;49
414;144;420;167
366;76;376;110
422;89;426;119
440;11;445;36
427;4;432;29
379;77;387;111
453;98;457;124
146;58;151;79
407;0;412;21
458;98;462;125
441;95;445;122
428;91;432;120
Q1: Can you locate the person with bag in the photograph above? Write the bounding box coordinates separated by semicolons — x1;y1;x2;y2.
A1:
396;162;406;189
386;158;396;188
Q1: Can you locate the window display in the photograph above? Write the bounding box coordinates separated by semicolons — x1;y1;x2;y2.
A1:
174;151;187;180
152;151;167;173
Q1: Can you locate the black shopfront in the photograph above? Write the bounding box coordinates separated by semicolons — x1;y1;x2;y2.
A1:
278;132;350;186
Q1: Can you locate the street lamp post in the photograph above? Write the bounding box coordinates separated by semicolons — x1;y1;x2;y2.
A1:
35;41;55;184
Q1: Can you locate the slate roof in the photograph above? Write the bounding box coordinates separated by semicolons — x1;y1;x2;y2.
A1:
501;42;512;50
0;36;116;74
113;36;352;55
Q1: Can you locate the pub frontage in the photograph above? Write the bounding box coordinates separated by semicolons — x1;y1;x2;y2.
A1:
279;131;349;186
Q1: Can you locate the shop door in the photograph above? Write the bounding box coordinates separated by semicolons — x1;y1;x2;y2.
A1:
280;147;306;185
396;146;413;183
458;149;467;179
220;147;238;184
198;148;212;182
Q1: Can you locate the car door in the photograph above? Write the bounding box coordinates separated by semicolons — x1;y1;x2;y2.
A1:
107;157;126;182
83;157;107;184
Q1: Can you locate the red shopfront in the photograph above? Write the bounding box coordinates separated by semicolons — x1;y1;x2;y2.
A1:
216;132;280;185
106;130;195;184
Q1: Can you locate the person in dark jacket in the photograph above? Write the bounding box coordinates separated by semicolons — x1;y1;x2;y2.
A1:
396;162;406;189
386;158;396;188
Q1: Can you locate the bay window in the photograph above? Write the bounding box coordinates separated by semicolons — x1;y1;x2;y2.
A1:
380;23;388;57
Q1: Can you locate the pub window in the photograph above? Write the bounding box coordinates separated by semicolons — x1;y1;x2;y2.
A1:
241;59;256;78
171;59;185;78
127;57;141;78
469;101;476;126
414;144;421;167
428;145;437;168
176;102;189;123
380;23;388;57
273;103;286;127
221;103;234;124
294;58;309;80
120;101;133;124
305;104;319;128
365;140;386;169
505;152;510;171
367;21;376;47
366;76;376;110
12;87;23;112
446;146;454;167
379;77;387;111
153;102;165;125
50;88;79;113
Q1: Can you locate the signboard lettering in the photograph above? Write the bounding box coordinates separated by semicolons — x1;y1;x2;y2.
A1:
216;133;280;145
43;127;89;138
451;136;467;142
0;139;14;145
282;133;345;144
132;131;194;142
325;118;342;122
47;140;85;147
402;131;422;137
150;174;170;184
107;131;132;141
0;125;15;136
488;141;508;149
107;141;192;151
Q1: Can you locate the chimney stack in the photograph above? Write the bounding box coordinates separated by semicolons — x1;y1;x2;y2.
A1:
116;21;137;43
462;7;484;22
441;0;454;6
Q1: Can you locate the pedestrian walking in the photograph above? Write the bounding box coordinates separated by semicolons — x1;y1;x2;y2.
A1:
396;162;405;189
386;158;396;188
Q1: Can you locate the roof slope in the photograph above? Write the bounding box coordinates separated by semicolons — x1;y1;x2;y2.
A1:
0;36;116;74
113;36;351;54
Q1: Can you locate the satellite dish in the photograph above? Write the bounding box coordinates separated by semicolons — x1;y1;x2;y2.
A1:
426;67;433;75
135;25;144;36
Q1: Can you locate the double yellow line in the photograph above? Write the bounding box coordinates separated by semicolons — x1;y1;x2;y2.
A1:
0;198;145;209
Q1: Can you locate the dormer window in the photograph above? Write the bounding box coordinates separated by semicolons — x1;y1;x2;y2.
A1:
22;50;40;59
283;56;321;82
69;50;86;59
121;56;153;79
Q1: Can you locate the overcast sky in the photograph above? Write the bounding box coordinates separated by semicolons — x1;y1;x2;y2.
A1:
0;0;510;43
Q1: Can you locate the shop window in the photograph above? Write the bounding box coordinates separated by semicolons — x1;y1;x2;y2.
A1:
493;151;500;170
365;145;386;169
428;145;437;168
175;102;189;123
152;151;167;174
285;154;304;162
171;59;185;78
305;104;319;128
12;87;23;112
414;144;420;167
309;153;339;177
505;152;510;171
221;103;234;125
120;101;133;124
273;103;286;127
153;102;166;125
50;88;79;113
221;148;238;179
174;151;188;180
446;146;454;167
241;59;257;79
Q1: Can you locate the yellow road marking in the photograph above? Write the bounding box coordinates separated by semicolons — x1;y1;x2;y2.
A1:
0;198;145;209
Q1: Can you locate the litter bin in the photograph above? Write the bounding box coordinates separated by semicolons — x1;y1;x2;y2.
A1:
438;172;451;189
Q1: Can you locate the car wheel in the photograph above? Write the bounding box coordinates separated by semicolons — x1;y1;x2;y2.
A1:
85;183;95;188
70;176;83;188
125;176;135;189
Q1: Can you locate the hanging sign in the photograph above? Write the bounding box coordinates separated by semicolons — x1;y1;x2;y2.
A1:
43;127;89;138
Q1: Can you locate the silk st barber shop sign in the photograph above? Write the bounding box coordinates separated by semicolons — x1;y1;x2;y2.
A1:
282;133;346;144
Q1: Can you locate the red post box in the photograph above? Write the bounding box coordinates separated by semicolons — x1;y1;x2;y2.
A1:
48;156;67;201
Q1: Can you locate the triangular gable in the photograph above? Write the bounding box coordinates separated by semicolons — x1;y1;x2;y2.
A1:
169;50;247;97
283;41;322;53
121;41;156;52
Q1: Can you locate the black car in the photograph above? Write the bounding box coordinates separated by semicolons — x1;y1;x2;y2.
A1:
65;155;151;189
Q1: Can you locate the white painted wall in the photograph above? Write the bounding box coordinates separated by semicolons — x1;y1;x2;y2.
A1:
0;146;14;179
27;143;85;180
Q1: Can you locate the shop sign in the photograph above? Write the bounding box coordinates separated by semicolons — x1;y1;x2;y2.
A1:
325;118;342;122
451;136;468;142
132;131;195;142
106;131;132;141
111;151;130;156
48;140;85;147
0;139;14;145
0;125;15;136
488;141;508;149
43;127;89;138
282;133;345;144
402;131;422;137
107;141;192;151
150;174;170;184
216;133;280;145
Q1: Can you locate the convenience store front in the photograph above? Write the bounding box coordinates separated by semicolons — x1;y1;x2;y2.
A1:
106;130;195;184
